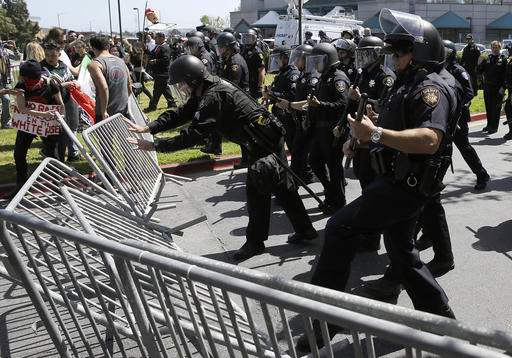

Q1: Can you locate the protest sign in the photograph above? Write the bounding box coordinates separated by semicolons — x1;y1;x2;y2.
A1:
11;102;63;137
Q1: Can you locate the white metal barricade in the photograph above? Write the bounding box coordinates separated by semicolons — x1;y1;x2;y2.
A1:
0;209;269;357
82;113;192;221
1;210;511;358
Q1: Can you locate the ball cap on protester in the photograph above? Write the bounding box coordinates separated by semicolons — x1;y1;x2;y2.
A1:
379;8;445;67
20;59;42;80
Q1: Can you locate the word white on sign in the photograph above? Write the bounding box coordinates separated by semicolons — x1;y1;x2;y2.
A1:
11;102;63;137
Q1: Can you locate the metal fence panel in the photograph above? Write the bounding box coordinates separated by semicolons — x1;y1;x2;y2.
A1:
0;210;273;357
82;113;191;220
1;210;511;358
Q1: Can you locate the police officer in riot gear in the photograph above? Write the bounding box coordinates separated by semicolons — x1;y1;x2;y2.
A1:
304;31;316;46
184;36;216;75
216;32;249;91
306;43;350;214
186;30;205;41
318;30;332;43
240;28;266;99
334;38;357;83
217;31;250;166
344;35;396;252
296;9;456;353
444;40;490;190
127;55;317;261
265;46;300;152
478;40;507;134
275;44;319;182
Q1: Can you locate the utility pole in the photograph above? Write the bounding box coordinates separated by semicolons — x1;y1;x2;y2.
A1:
298;0;303;45
108;0;113;37
117;0;123;43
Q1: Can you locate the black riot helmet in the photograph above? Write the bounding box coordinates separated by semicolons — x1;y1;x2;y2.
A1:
268;46;291;73
290;44;313;70
240;28;258;46
380;8;444;67
187;31;205;41
305;31;313;38
306;42;339;74
443;39;457;64
184;36;205;56
334;38;356;55
169;55;207;87
217;31;237;48
355;35;384;69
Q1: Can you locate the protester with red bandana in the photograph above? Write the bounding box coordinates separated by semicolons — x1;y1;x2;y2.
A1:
12;60;64;193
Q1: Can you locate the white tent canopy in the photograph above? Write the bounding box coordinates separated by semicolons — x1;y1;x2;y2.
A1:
252;11;281;27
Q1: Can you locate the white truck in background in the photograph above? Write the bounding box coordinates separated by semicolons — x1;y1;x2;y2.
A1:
274;2;363;47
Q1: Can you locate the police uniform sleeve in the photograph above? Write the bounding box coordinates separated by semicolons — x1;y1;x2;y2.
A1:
317;76;348;112
409;85;450;134
255;48;265;69
227;60;243;86
286;69;300;101
455;66;474;104
154;93;220;152
148;97;198;134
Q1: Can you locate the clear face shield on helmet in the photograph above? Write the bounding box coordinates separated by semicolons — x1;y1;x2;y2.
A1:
240;33;257;46
170;82;193;105
305;54;327;74
355;47;381;69
379;9;423;39
290;49;306;70
184;43;200;56
268;53;283;73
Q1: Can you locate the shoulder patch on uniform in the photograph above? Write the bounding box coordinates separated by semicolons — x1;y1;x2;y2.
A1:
383;76;394;87
461;71;469;81
202;58;208;65
335;80;346;93
310;77;319;86
348;68;353;74
290;74;299;82
369;79;376;88
231;64;239;72
421;87;440;107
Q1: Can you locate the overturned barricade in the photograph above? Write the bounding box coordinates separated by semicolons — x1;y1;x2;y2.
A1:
81;113;192;221
1;207;512;357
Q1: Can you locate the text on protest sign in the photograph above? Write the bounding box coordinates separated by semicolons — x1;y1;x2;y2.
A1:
11;102;63;137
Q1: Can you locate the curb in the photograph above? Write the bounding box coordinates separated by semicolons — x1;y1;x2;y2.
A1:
0;112;488;197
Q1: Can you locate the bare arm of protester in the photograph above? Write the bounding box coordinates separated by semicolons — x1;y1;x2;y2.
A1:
15;92;58;119
88;60;109;118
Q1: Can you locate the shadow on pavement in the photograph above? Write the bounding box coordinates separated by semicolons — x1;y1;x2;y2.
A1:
469;220;512;255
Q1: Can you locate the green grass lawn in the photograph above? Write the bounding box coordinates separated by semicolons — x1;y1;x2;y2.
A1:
0;83;486;185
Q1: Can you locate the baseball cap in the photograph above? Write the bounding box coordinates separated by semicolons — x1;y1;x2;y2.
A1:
20;60;42;79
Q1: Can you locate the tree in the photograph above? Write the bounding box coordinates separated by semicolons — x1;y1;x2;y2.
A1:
1;0;39;46
199;15;225;29
0;7;15;39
